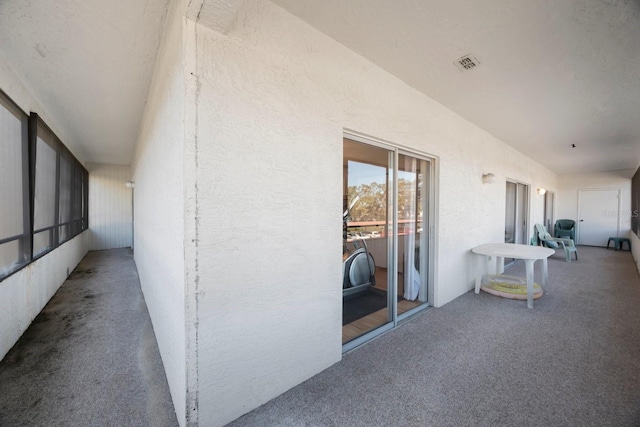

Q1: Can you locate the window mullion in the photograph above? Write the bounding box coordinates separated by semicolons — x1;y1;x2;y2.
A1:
19;106;31;263
53;146;61;246
27;113;38;260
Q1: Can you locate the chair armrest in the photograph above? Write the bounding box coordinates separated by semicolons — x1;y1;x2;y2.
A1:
553;237;575;247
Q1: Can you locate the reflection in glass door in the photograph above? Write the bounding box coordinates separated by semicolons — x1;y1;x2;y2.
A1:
544;191;555;234
342;137;432;347
342;139;392;344
397;154;430;318
505;181;529;265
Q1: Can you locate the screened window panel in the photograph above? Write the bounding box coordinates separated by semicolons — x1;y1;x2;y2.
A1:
83;170;89;230
73;165;82;221
58;154;72;244
33;136;57;232
0;104;89;278
0;240;21;277
70;166;82;235
0;97;24;240
33;230;52;257
58;225;69;243
0;93;28;279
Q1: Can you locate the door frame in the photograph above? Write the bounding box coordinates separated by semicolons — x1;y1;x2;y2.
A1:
543;190;555;235
342;130;438;352
505;179;531;245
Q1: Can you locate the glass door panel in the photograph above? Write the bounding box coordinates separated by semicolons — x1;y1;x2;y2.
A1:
342;138;392;344
342;137;433;346
505;182;517;244
544;191;555;234
397;154;429;316
505;181;529;266
515;183;528;244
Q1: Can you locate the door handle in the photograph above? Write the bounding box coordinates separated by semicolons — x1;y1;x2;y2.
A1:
580;219;584;222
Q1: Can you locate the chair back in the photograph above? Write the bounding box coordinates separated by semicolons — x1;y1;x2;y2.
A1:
535;224;559;248
555;219;575;230
554;219;576;240
535;224;551;240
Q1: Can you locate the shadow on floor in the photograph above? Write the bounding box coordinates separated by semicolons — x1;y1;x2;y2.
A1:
0;248;178;427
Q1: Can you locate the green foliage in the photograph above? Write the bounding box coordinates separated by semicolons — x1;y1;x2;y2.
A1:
347;178;419;221
348;182;387;221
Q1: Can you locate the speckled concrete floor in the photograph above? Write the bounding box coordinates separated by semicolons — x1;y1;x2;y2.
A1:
0;248;177;427
230;246;640;427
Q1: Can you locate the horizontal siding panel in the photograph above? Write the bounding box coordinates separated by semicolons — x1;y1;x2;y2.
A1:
88;164;132;250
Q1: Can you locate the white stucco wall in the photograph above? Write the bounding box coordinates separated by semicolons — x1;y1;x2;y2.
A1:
0;43;90;361
0;233;88;359
131;0;187;424
190;1;557;425
88;163;133;251
556;170;633;240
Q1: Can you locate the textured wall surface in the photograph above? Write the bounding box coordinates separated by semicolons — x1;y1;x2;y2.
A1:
130;0;187;424
88;163;133;251
191;0;557;425
0;233;88;360
556;170;633;238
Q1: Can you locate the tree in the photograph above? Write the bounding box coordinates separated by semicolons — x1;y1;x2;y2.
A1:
347;182;386;221
347;177;419;222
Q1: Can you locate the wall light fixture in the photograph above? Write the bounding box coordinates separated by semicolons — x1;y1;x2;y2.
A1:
482;173;496;184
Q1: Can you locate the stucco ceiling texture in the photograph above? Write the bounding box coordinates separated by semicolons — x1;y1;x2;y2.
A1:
0;0;170;165
273;0;640;174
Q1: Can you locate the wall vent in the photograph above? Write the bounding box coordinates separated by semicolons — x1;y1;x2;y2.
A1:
454;54;480;71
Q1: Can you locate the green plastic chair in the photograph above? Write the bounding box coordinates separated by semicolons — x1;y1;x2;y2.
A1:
554;219;576;241
535;224;578;262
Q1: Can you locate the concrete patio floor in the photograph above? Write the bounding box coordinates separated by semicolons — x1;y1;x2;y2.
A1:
0;248;178;427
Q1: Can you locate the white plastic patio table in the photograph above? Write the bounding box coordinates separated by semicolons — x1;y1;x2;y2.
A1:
471;243;555;309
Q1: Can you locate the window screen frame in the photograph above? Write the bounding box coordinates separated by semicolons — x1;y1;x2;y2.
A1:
29;113;89;261
0;89;31;278
0;91;89;282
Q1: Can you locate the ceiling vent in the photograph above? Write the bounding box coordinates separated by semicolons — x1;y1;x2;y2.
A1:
454;54;480;71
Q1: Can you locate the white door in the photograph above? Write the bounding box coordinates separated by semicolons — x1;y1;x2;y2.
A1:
578;189;620;246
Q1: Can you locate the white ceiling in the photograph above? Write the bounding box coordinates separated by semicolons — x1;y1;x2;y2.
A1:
0;0;170;165
0;0;639;174
272;0;640;175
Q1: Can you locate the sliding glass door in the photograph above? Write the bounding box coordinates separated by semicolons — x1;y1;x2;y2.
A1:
397;154;430;315
342;139;392;344
342;136;433;348
505;181;529;265
544;191;555;234
505;181;529;245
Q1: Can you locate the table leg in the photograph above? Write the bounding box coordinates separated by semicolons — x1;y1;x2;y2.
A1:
525;259;535;309
475;254;483;294
541;258;549;291
496;256;504;274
